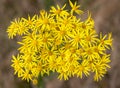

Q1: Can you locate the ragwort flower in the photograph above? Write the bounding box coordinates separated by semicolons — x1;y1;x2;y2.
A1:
7;0;113;85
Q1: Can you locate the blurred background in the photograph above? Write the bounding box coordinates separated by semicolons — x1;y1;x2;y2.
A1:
0;0;120;88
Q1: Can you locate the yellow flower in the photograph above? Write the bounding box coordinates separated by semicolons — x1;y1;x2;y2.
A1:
81;13;94;30
58;67;69;80
82;45;95;60
99;33;113;49
75;60;90;78
37;10;54;31
50;4;69;17
40;32;53;48
22;15;37;32
21;70;32;82
54;25;70;41
7;18;21;39
84;29;98;45
40;47;57;62
93;44;105;56
69;0;83;15
11;55;24;77
7;0;112;84
69;28;85;48
18;32;42;52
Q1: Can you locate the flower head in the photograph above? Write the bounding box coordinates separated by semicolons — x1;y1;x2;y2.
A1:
69;0;83;15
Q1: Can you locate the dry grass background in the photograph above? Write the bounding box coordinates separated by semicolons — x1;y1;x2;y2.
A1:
0;0;120;88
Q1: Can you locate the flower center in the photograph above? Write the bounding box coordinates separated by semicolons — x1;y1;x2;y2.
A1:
55;9;61;14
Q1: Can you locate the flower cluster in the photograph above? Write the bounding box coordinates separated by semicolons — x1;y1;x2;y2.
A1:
7;0;112;85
